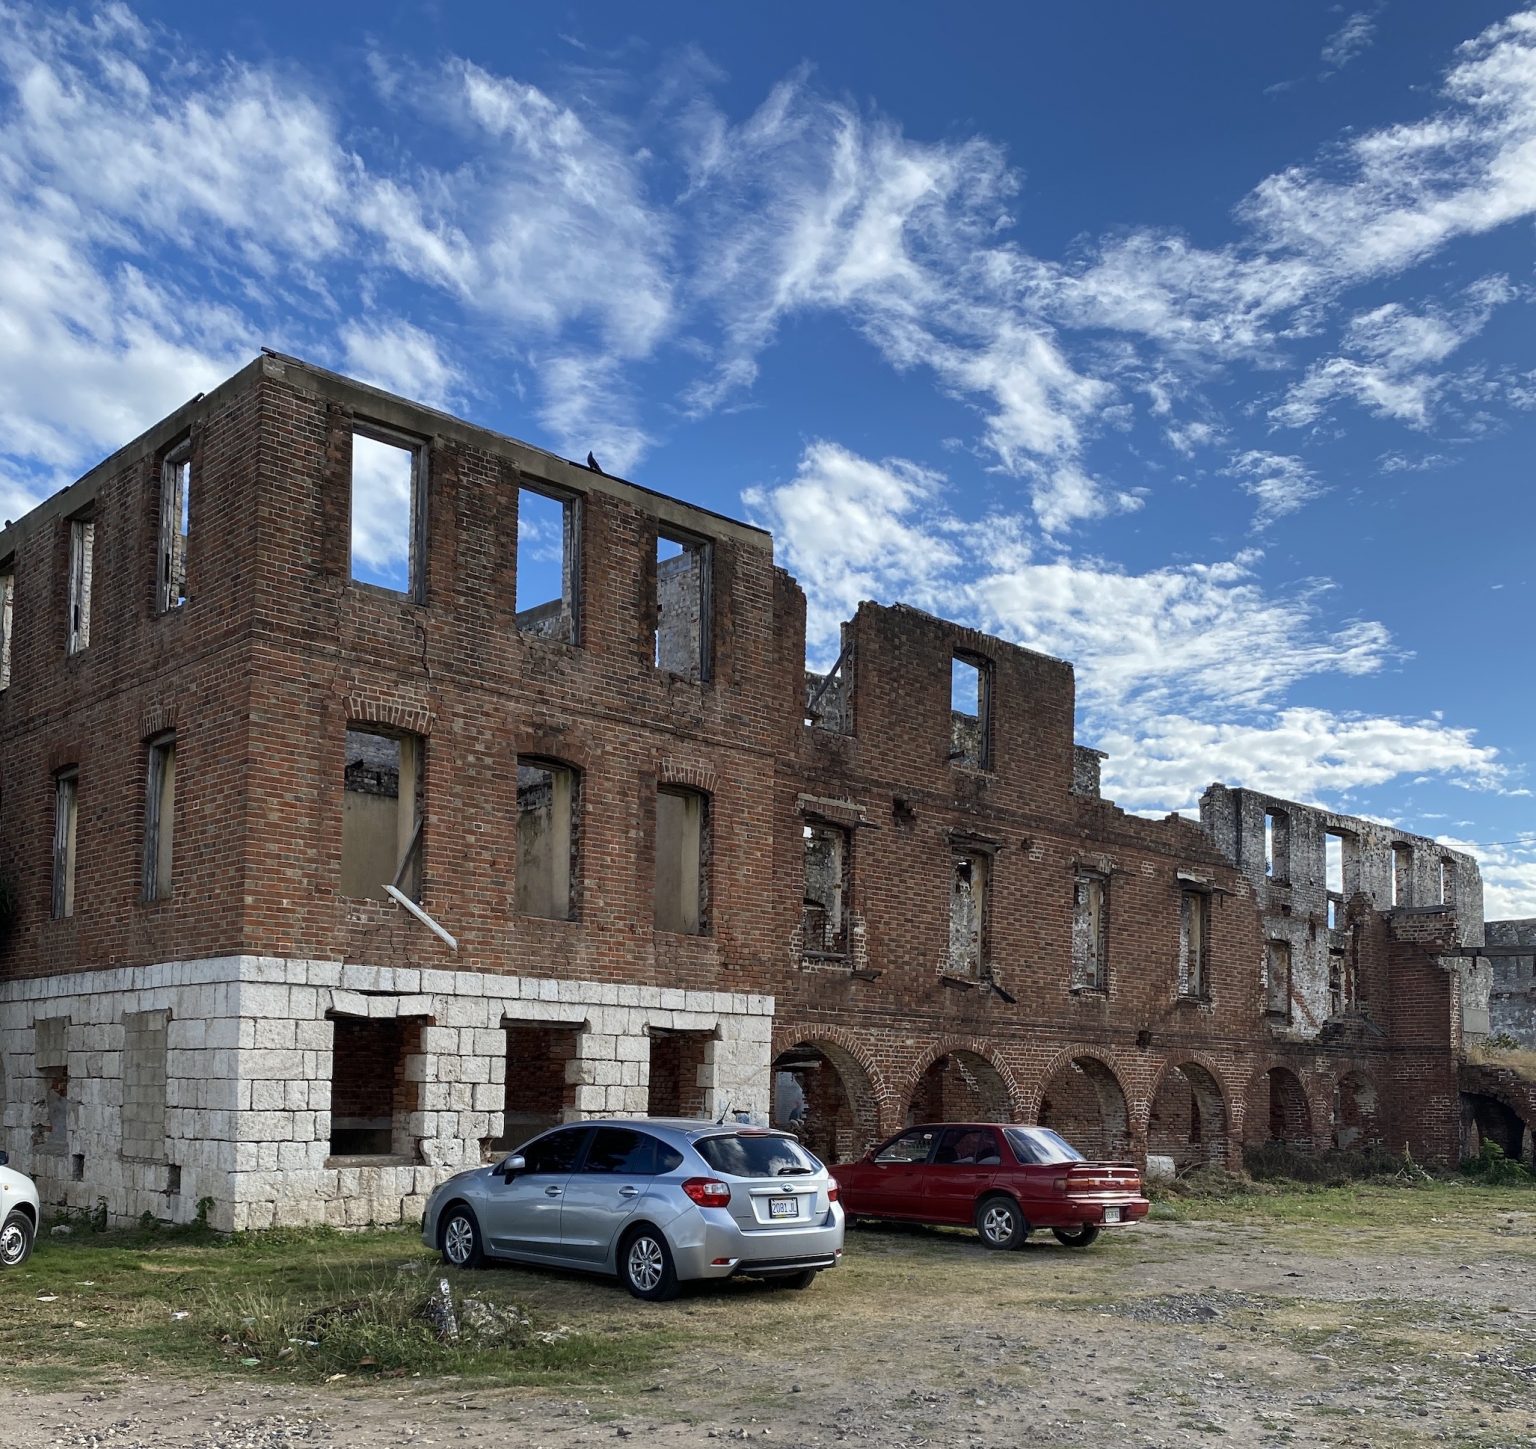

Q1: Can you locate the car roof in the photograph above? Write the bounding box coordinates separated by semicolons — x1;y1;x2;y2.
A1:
541;1117;796;1141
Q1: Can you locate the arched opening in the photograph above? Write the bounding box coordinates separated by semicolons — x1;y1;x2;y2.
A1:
1331;1071;1381;1150
1147;1062;1228;1169
906;1050;1012;1126
1261;1066;1312;1146
1037;1056;1131;1160
1461;1093;1534;1168
771;1041;880;1165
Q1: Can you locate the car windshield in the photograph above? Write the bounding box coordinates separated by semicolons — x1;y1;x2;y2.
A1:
695;1132;819;1178
1005;1127;1086;1165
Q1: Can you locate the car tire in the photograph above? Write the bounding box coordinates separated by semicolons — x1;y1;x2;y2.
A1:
620;1227;680;1301
1052;1225;1101;1249
0;1211;34;1269
778;1269;818;1290
439;1205;484;1270
974;1195;1028;1250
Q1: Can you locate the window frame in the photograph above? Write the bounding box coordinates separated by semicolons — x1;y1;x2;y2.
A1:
654;784;710;936
349;421;428;602
157;438;191;613
1179;885;1212;1001
66;517;94;656
515;480;582;644
653;525;713;683
141;732;177;902
0;563;14;690
52;767;79;919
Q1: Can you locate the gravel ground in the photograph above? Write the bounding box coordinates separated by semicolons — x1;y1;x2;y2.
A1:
5;1215;1536;1449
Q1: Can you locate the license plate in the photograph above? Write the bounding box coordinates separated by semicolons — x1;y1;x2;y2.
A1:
1103;1206;1122;1224
769;1198;799;1220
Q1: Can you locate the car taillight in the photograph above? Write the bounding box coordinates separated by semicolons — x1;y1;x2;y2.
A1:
682;1176;732;1207
827;1184;840;1202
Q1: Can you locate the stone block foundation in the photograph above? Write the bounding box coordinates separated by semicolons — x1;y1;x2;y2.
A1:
0;956;774;1231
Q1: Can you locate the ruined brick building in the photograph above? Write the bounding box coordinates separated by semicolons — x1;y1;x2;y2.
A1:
0;353;1521;1230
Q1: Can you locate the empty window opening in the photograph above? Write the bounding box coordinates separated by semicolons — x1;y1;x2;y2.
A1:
0;565;13;690
142;733;176;902
341;729;423;902
647;1028;712;1117
158;441;190;611
949;850;988;977
350;428;423;597
1324;829;1348;929
516;759;578;920
515;485;579;642
654;530;710;680
1440;858;1456;907
948;652;991;769
1265;939;1292;1018
1179;888;1210;998
34;1018;68;1152
494;1022;580;1152
1072;873;1108;991
801;822;851;961
654;786;708;934
120;1011;169;1162
52;767;78;919
804;632;853;733
67;518;94;655
1263;810;1289;882
1327;948;1356;1017
1392;844;1413;907
327;1015;422;1159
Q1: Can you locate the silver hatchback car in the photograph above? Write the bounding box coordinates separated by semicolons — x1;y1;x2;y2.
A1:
422;1119;844;1300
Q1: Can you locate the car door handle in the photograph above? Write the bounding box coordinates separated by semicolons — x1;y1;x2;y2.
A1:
618;1186;640;1198
544;1186;562;1197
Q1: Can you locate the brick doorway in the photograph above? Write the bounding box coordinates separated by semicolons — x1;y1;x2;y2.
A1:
772;1041;880;1165
907;1050;1011;1127
1147;1061;1228;1169
1038;1055;1131;1159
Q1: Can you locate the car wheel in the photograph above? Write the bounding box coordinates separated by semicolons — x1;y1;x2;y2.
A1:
1052;1225;1101;1249
778;1269;818;1290
974;1195;1028;1250
0;1211;34;1268
440;1206;484;1269
620;1227;680;1301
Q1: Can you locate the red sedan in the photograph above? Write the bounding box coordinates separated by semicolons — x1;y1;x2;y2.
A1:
832;1123;1149;1249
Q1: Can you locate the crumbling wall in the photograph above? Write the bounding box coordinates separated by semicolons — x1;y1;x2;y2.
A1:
1486;919;1536;1047
1200;784;1484;1044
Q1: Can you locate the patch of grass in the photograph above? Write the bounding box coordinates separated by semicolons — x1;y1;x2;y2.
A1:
0;1223;674;1390
1466;1038;1536;1081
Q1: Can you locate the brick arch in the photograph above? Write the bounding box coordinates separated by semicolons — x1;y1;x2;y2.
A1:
657;757;718;795
1145;1056;1233;1169
770;1024;892;1159
900;1039;1023;1127
1332;1066;1383;1149
1245;1061;1314;1147
1031;1048;1134;1160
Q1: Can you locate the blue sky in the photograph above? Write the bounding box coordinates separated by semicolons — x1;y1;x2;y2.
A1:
3;1;1534;911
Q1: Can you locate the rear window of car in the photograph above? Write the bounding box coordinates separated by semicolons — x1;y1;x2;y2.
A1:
695;1133;818;1178
1005;1127;1086;1166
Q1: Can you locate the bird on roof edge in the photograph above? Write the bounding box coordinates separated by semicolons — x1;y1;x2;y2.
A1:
586;451;602;473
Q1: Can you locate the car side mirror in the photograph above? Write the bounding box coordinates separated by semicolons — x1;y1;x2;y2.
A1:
498;1154;526;1178
0;1150;8;1168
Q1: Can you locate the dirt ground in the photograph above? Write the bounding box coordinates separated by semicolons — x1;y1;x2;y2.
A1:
4;1203;1536;1449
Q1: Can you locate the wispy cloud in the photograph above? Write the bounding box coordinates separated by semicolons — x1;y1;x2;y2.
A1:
1321;9;1382;74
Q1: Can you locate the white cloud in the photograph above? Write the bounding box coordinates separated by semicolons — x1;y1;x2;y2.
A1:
535;352;652;477
1226;450;1329;528
340;319;463;410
